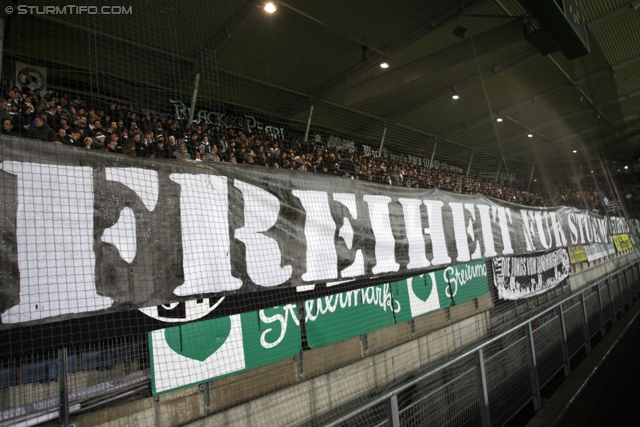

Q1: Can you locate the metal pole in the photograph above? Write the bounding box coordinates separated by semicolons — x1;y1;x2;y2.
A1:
466;152;474;177
386;394;401;427
0;17;5;87
596;282;607;338
599;155;640;244
303;105;314;142
526;323;542;411
580;292;592;354
58;348;69;427
607;278;617;324
617;272;626;314
378;126;387;155
527;165;535;192
187;73;201;126
558;305;571;377
476;349;491;427
429;142;437;169
576;163;591;211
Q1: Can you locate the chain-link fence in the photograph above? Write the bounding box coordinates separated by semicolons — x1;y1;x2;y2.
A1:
317;261;639;427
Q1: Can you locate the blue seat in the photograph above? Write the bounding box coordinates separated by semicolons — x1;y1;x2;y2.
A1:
0;366;16;389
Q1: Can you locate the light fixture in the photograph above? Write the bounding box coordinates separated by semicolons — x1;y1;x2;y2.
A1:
625;165;629;169
264;2;276;13
528;133;533;138
496;117;503;122
453;25;467;39
572;150;577;153
591;170;594;173
452;94;460;100
380;62;389;69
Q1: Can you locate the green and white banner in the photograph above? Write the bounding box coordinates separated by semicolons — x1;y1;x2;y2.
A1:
304;261;490;348
150;304;301;395
149;261;489;394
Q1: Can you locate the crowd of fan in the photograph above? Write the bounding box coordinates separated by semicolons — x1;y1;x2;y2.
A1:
1;88;627;212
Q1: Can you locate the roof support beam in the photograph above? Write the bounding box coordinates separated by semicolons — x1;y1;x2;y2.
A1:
385;49;538;123
587;1;640;30
433;52;640;139
526;89;640;134
285;0;489;115
344;20;526;106
195;0;262;59
26;14;194;62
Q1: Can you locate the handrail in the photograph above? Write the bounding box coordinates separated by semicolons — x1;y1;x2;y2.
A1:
320;261;639;427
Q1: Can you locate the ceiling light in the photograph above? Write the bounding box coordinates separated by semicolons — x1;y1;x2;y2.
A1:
528;133;533;138
264;2;276;13
452;94;460;100
496;117;503;122
380;62;389;69
591;170;594;173
573;150;577;153
625;165;629;169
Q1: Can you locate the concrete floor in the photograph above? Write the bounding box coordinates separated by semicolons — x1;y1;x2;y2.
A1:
556;307;640;427
526;300;640;427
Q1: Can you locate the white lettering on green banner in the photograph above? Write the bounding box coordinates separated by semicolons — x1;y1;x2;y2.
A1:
304;261;489;348
149;304;300;395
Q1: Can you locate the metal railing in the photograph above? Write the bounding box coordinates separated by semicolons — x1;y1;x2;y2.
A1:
1;260;638;427
319;261;640;427
0;335;149;426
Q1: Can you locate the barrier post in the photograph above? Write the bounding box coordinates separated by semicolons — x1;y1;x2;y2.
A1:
58;348;69;427
580;292;592;354
596;282;607;338
559;305;571;376
386;394;400;427
607;278;617;325
526;323;542;411
476;349;491;427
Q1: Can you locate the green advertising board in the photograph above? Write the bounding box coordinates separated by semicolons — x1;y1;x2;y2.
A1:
149;261;490;394
304;261;489;348
150;304;300;395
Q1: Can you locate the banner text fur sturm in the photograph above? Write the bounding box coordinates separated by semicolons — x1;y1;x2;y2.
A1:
0;139;634;325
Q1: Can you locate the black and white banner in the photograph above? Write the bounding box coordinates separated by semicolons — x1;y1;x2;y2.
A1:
0;138;631;326
15;62;47;96
492;249;571;300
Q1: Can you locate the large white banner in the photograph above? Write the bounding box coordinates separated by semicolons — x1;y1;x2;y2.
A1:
492;249;571;300
15;62;47;95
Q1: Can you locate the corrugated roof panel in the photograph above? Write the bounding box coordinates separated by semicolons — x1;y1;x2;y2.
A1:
581;0;632;22
590;11;640;66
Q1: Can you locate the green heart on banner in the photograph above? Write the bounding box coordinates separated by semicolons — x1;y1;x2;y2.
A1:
164;316;232;362
411;274;433;301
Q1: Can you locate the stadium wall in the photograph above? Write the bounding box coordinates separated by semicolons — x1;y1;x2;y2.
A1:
65;250;638;427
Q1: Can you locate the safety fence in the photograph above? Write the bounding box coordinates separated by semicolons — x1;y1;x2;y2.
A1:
316;261;640;427
0;336;149;426
1;260;637;426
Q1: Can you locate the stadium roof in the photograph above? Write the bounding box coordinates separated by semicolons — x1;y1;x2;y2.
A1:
5;0;640;179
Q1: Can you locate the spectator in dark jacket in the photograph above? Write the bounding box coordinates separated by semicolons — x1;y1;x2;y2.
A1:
28;116;55;141
1;118;18;136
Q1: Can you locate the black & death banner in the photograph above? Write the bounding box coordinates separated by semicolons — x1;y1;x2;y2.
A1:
0;138;632;326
